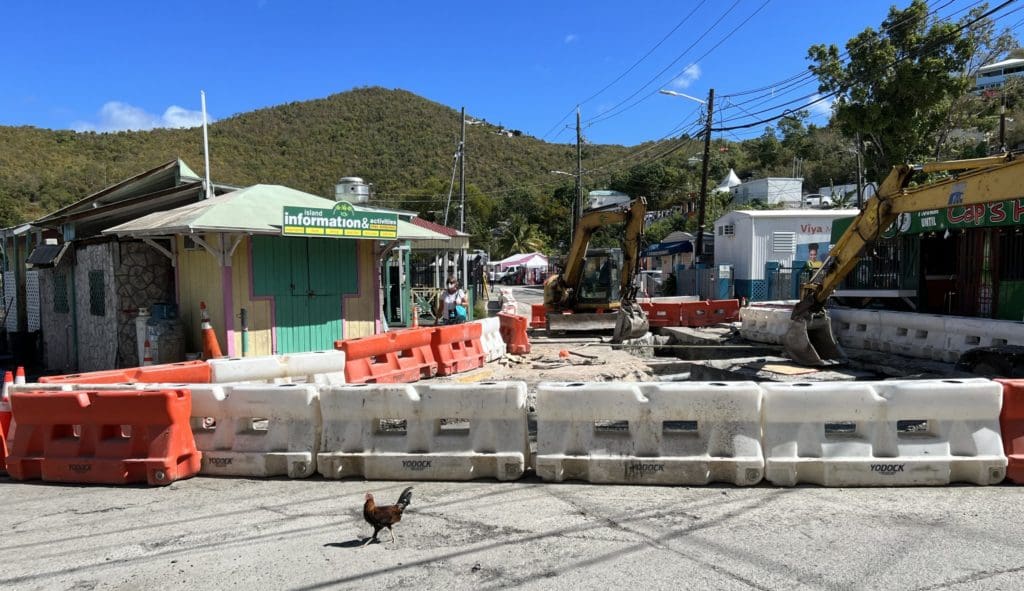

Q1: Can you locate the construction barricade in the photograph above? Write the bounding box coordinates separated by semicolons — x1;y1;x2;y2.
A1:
476;317;506;362
498;312;531;355
762;379;1007;486
998;379;1024;484
318;382;529;481
186;383;320;478
530;304;547;329
639;301;683;328
38;360;211;385
534;381;764;485
6;389;201;486
337;328;437;384
209;350;346;385
684;299;740;327
430;323;486;376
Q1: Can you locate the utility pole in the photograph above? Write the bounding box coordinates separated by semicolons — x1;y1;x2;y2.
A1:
695;88;714;266
460;107;468;289
575;106;583;234
855;132;864;209
999;105;1008;153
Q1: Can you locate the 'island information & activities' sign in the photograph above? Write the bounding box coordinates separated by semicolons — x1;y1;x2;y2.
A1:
282;202;398;239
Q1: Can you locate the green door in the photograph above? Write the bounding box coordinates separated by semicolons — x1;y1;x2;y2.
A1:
253;236;357;353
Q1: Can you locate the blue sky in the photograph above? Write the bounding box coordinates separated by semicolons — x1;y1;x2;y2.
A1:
1;1;1017;146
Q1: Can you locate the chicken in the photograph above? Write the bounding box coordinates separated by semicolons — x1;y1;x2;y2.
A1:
361;486;413;546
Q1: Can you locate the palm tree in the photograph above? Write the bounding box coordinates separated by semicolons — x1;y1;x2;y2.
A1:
499;214;547;257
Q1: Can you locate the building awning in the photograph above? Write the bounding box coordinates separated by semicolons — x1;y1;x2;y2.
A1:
103;184;449;243
644;241;692;257
26;242;70;268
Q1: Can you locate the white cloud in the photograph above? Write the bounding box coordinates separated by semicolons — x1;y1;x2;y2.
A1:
809;93;834;119
73;101;208;132
564;33;578;44
671;63;701;89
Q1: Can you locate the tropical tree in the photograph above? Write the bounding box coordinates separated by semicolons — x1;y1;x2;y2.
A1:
807;0;979;177
498;213;547;257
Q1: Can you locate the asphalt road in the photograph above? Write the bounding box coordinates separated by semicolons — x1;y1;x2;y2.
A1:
3;475;1022;590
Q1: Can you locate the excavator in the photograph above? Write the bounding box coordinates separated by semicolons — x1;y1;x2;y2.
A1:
542;196;649;342
786;152;1024;366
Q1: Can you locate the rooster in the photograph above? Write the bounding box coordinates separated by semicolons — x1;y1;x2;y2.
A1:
362;486;413;546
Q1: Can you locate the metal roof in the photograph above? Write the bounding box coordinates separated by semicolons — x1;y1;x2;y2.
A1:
103;184;449;242
721;209;861;219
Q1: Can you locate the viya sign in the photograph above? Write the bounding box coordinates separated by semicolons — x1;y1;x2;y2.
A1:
282;202;397;239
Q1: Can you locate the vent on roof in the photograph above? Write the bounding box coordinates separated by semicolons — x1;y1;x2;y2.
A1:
335;177;370;204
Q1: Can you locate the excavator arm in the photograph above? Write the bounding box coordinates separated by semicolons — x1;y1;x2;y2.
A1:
786;153;1022;365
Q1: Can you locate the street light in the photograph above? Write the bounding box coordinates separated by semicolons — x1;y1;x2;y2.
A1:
660;87;714;266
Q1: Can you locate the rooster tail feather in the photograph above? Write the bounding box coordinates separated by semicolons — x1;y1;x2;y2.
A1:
396;486;413;509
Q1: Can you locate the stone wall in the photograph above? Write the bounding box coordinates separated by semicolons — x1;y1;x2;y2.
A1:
115;241;175;367
38;256;75;372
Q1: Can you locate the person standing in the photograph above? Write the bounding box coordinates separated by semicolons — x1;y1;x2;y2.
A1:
437;278;469;324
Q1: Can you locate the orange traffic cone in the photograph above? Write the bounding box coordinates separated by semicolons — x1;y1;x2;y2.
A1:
142;340;154;366
200;301;223;359
1;370;13;439
14;366;25;385
412;305;420;328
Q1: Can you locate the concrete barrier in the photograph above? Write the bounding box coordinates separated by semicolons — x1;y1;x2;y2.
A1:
762;379;1007;486
535;381;764;485
739;306;790;344
317;382;529;481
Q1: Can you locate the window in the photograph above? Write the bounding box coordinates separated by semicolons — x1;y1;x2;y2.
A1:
773;232;796;253
719;224;735;236
53;272;69;314
184;235;202;250
88;271;105;316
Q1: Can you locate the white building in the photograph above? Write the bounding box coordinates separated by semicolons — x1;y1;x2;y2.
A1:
975;58;1024;92
730;177;803;207
713;209;859;301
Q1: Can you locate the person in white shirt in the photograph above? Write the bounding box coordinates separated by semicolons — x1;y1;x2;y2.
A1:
438;278;469;324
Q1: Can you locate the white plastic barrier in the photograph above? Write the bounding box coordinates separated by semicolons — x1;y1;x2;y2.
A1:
476;317;506;363
535;381;764;485
762;379;1007;486
186;383;321;478
828;308;882;351
209;350;346;385
317;382;529;481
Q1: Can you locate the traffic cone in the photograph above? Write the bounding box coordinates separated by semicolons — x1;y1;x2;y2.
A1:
14;366;25;385
200;301;223;359
412;305;420;328
142;340;154;366
1;370;13;440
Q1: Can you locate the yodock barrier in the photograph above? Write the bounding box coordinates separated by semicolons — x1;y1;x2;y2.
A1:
476;317;506;362
535;381;764;485
6;389;201;485
998;379;1024;484
530;304;547;329
762;379;1007;487
639;301;683;328
337;328;437;384
682;299;740;327
38;360;211;385
430;323;486;376
318;382;529;481
498;312;531;355
186;383;320;478
209;350;346;385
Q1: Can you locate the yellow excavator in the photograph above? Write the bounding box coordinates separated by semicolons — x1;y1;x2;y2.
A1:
786;152;1024;366
542;197;649;342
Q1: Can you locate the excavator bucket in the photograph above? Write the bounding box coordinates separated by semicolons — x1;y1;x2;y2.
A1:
611;302;649;343
783;311;846;366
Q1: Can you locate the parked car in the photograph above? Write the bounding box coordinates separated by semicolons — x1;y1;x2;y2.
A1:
493;265;522;285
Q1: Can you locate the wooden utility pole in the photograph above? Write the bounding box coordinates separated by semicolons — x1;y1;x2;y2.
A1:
575;107;583;230
695;88;714;266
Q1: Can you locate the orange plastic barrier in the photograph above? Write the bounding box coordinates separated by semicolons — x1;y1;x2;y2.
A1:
0;426;7;474
498;312;531;355
38;360;211;385
640;302;683;328
998;379;1024;484
337;327;438;384
680;299;741;327
530;304;548;329
6;389;201;486
431;323;486;376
